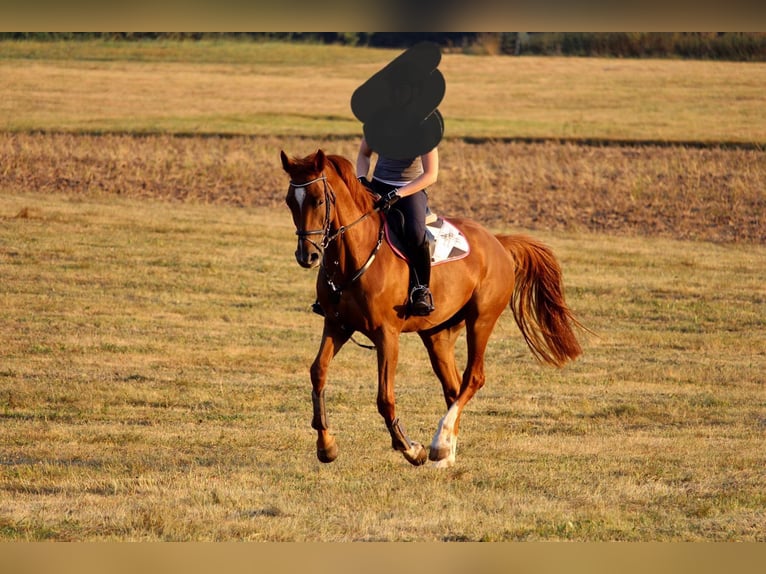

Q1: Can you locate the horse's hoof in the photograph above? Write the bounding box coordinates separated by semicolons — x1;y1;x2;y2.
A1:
428;445;451;462
317;438;338;463
404;442;428;466
431;456;455;469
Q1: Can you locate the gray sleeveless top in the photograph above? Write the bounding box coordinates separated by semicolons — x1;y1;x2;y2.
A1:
373;155;424;186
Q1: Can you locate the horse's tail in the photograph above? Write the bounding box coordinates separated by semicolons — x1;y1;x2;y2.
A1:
495;234;584;367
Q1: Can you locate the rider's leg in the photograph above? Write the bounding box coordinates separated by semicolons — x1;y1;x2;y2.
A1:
396;191;434;316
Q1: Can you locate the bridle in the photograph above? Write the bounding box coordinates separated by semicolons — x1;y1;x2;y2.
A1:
289;173;385;297
290;174;336;253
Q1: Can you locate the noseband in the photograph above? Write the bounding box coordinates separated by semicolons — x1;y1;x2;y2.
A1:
290;174;335;253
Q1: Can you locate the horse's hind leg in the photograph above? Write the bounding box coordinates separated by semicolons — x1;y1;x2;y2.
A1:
419;323;464;409
310;321;352;463
429;314;497;468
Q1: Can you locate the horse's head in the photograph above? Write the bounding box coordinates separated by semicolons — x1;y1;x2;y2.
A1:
280;149;333;269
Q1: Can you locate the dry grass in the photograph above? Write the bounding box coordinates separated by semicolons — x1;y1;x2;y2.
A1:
0;191;764;541
1;40;764;143
1;40;764;542
440;54;766;144
1;133;763;243
440;139;765;243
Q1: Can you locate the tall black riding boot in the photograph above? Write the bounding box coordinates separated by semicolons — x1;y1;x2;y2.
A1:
407;241;434;316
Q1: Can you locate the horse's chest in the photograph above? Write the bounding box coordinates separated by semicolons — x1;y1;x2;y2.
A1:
319;288;381;333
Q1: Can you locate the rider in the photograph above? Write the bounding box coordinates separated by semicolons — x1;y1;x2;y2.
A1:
357;136;438;316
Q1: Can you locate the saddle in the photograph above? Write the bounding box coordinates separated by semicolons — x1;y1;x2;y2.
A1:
383;208;470;266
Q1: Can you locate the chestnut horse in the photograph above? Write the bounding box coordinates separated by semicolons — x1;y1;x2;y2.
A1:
280;149;583;468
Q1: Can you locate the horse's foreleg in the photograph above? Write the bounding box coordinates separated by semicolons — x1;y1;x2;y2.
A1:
310;321;351;463
376;330;427;466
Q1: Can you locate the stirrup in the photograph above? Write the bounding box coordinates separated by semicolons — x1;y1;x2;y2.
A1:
409;285;434;316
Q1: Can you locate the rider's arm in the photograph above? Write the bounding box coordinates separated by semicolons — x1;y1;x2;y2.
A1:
356;138;373;179
394;147;439;199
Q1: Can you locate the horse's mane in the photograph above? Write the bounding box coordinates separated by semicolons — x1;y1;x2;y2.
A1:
286;150;375;213
326;154;375;213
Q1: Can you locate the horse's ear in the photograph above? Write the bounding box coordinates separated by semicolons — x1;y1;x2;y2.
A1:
314;149;326;173
280;150;291;172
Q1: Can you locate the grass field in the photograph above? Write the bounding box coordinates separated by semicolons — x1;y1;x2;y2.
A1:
1;40;765;143
1;192;764;541
1;40;764;541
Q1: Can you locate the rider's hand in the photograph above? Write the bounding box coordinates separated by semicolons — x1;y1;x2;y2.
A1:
374;189;400;211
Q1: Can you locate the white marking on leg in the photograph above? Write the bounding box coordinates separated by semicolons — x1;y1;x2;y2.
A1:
432;445;456;468
430;403;459;467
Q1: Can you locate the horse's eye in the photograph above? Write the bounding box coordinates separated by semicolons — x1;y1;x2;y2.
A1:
313;197;325;208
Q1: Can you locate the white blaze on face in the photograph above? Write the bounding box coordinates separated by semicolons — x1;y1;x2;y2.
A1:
292;186;309;264
293;186;306;212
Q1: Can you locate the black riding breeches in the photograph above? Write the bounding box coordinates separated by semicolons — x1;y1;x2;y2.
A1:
370;179;431;288
370;179;428;248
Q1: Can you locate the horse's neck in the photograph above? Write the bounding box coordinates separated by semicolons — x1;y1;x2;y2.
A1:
333;186;365;227
327;181;379;272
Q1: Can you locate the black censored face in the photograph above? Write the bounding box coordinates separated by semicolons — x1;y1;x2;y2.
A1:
351;41;445;159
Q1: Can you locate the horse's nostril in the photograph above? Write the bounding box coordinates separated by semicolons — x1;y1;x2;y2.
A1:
310;252;320;263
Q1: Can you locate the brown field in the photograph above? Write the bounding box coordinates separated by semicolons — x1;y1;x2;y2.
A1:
1;133;763;243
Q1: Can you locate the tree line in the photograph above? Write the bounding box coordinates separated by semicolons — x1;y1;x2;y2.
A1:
2;32;764;61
